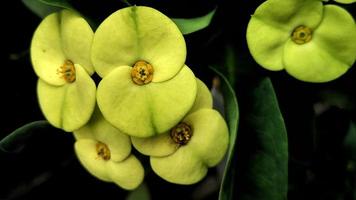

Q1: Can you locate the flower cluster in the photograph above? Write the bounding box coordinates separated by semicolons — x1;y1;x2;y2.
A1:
30;6;229;189
247;0;356;82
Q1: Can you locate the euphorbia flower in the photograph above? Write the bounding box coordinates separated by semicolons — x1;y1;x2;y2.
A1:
131;79;228;184
31;10;96;131
247;0;356;82
91;6;197;137
74;109;144;190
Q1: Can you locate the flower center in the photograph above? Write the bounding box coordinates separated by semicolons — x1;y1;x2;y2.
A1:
170;122;192;145
291;25;312;45
57;60;76;83
96;142;111;161
131;60;154;85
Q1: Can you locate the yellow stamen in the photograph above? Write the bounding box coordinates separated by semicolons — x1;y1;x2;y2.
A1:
291;25;312;45
57;60;76;83
131;60;154;85
96;142;111;161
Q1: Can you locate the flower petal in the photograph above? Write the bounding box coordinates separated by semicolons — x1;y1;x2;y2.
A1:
31;12;67;86
97;65;197;137
150;146;207;184
247;0;323;71
37;64;96;132
283;5;356;83
60;10;94;75
91;6;186;82
283;40;350;82
75;139;111;182
74;108;131;162
187;79;213;115
183;109;228;167
31;10;94;86
108;155;145;190
252;0;323;31
247;16;289;71
283;40;349;82
334;0;356;4
131;133;178;157
313;5;356;69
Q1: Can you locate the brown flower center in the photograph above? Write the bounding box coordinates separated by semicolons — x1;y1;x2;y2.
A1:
131;60;154;85
291;25;312;45
57;60;76;83
170;122;192;145
96;142;111;161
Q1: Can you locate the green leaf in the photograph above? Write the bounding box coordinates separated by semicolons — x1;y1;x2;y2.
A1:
235;77;288;200
39;0;72;9
0;121;52;153
210;67;239;200
22;0;61;18
22;0;72;18
126;182;151;200
344;122;356;160
172;8;216;35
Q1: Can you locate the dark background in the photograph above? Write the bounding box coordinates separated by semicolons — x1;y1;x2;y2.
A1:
1;0;356;199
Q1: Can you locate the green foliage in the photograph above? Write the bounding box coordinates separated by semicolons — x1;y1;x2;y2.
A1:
172;8;216;35
0;121;51;153
210;67;239;200
22;0;72;18
235;78;288;200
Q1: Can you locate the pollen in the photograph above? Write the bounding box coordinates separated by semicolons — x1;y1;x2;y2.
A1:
96;142;111;161
291;25;312;45
170;122;192;146
131;60;154;85
57;60;76;83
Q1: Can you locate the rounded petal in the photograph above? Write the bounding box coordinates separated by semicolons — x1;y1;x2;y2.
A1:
31;10;94;86
284;6;356;82
334;0;356;4
283;40;349;82
313;6;356;68
97;65;197;137
131;133;178;157
247;0;323;71
187;79;213;115
108;155;145;190
252;0;323;31
74;109;131;162
150;147;207;184
31;12;67;86
75;139;111;182
247;16;289;71
37;65;96;132
183;109;229;167
60;10;94;75
91;6;186;81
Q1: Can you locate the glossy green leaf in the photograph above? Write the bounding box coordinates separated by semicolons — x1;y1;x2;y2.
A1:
210;67;239;200
235;78;288;200
39;0;72;10
22;0;72;18
22;0;61;18
172;8;216;35
0;121;52;153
